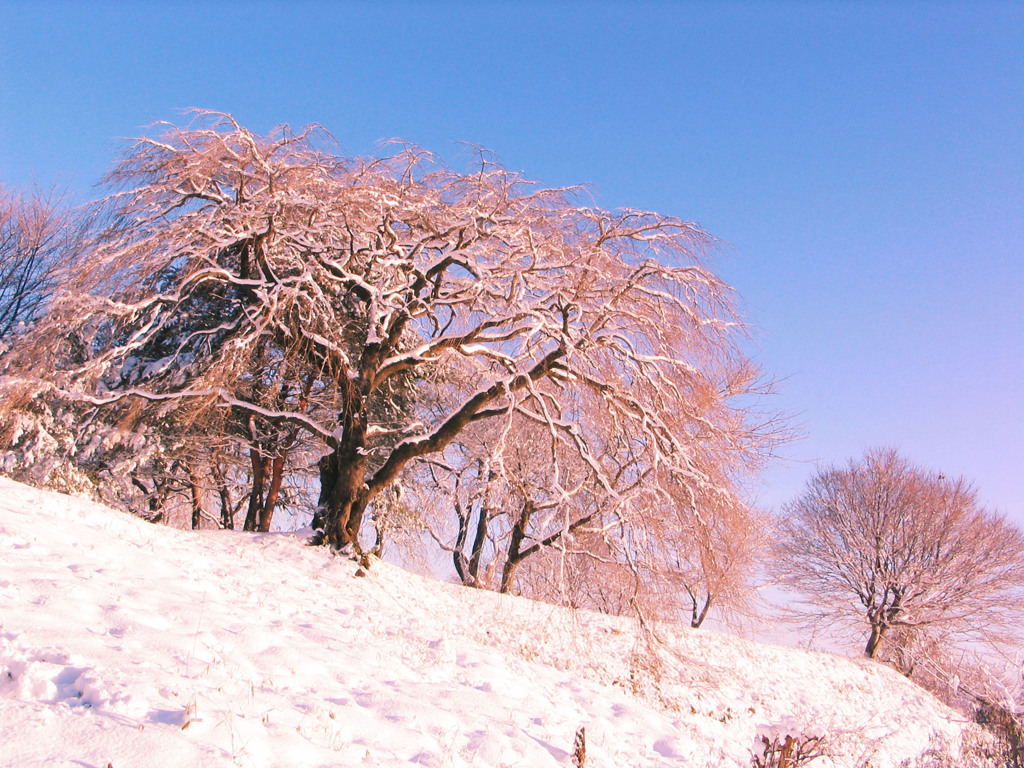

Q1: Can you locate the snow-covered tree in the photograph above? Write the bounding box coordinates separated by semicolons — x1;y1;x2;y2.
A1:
776;448;1024;661
13;111;776;553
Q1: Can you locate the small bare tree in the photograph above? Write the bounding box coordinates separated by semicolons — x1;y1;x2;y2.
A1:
654;489;765;628
776;448;1024;662
0;185;82;342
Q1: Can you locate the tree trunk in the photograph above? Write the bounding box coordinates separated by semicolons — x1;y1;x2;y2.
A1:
866;592;902;657
464;465;497;587
317;441;369;549
865;622;887;658
453;503;492;588
467;504;490;586
500;556;520;594
243;449;267;532
500;502;532;594
452;497;471;584
257;455;286;533
212;462;234;530
187;462;204;530
499;499;596;594
315;347;565;552
686;585;713;629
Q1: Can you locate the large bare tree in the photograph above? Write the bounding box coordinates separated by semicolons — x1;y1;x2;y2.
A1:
15;111;775;553
776;448;1024;660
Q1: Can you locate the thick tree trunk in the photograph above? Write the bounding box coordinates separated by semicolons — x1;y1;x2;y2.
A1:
866;593;902;658
315;371;371;549
499;558;520;594
317;442;369;549
314;347;565;553
865;622;887;658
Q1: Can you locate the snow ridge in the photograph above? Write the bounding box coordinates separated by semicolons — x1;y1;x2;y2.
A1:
0;478;971;767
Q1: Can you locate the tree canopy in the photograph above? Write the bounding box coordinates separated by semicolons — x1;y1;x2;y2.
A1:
776;448;1024;665
4;111;777;624
0;185;81;343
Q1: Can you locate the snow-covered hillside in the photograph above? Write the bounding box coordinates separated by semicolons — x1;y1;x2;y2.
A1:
0;477;974;767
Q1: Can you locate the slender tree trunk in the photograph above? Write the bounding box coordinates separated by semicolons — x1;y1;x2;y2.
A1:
244;449;267;532
369;514;386;558
466;465;496;586
692;595;712;629
312;455;329;534
452;505;492;588
499;499;598;594
685;585;713;628
467;504;491;586
211;462;234;530
257;455;286;533
452;497;471;584
500;502;533;594
187;462;204;530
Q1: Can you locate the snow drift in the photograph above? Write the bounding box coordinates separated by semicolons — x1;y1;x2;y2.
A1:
0;477;974;767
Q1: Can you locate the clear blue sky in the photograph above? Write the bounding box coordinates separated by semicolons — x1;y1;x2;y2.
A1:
1;1;1021;520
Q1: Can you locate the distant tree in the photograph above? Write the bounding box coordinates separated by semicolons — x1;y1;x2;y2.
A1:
776;448;1024;662
11;110;776;554
0;185;82;342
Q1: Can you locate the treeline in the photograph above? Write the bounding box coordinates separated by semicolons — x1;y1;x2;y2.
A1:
0;111;774;629
1;114;1022;751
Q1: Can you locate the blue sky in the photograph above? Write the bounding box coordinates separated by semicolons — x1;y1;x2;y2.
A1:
1;1;1021;520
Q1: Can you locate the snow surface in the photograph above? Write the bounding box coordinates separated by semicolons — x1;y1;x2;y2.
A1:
0;477;973;767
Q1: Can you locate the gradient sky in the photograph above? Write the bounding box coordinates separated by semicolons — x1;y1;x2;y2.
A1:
1;1;1021;521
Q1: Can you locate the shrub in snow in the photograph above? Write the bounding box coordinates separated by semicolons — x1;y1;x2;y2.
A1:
0;388;97;498
0;382;200;523
752;722;829;768
894;727;1018;768
974;702;1024;768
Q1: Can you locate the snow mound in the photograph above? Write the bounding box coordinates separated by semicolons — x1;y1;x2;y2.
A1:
0;477;975;767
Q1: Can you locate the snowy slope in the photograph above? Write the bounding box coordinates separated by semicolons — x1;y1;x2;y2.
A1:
0;477;972;767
